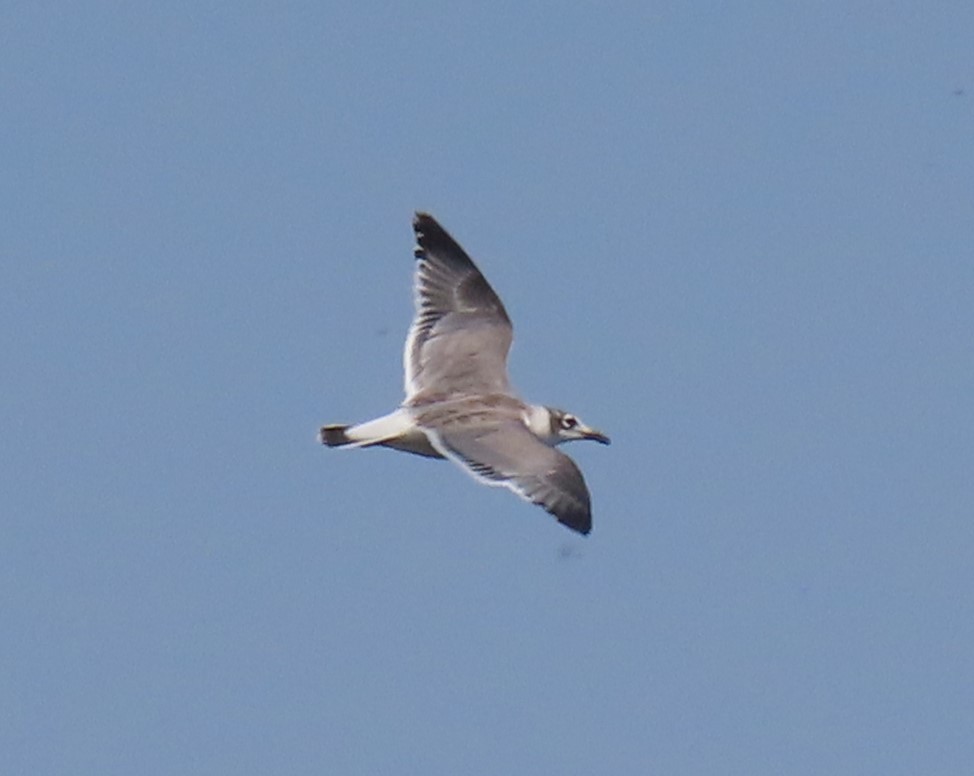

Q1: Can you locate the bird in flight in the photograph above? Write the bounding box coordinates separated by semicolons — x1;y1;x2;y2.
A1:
320;213;609;534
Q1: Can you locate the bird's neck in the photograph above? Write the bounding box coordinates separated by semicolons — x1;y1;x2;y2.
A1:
523;404;558;445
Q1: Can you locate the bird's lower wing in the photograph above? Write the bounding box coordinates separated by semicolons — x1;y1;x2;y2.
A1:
427;422;592;535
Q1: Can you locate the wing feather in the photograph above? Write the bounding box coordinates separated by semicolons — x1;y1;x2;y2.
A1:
427;421;593;535
404;213;514;399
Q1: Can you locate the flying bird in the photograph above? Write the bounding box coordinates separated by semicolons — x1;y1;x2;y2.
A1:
320;213;609;534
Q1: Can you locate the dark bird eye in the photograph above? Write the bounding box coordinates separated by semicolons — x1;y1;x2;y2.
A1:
561;415;578;430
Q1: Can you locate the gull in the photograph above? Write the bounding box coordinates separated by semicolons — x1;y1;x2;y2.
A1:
319;213;609;534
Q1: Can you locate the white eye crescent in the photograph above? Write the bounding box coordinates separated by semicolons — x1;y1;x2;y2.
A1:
561;415;578;430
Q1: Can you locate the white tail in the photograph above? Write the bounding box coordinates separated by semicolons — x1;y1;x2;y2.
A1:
319;408;442;459
322;409;414;447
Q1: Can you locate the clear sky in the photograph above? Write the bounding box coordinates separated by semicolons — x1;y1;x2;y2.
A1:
3;3;973;774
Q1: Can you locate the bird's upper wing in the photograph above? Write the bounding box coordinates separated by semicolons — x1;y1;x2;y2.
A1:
427;420;593;535
404;213;514;399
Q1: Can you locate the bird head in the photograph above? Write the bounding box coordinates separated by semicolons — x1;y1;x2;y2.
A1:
545;407;611;446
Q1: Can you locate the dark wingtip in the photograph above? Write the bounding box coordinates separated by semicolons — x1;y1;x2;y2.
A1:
412;212;461;246
411;212;479;273
557;509;592;536
413;210;441;225
412;212;441;239
412;212;444;259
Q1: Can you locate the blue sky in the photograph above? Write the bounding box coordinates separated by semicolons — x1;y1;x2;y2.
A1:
3;2;973;773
